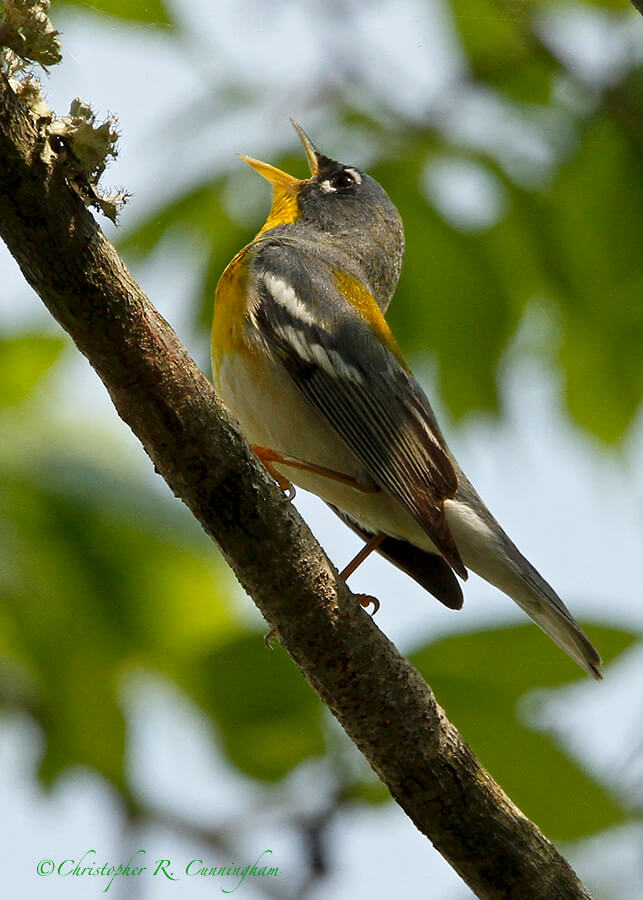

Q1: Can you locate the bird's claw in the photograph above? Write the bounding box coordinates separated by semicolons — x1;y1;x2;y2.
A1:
272;471;296;501
354;593;380;615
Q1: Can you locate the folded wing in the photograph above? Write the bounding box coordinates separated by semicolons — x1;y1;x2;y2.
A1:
251;245;467;578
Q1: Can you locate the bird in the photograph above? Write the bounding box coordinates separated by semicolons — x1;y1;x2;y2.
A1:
211;121;602;680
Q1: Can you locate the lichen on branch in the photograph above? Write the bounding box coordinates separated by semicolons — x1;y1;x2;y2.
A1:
1;1;127;222
43;98;129;222
0;0;61;71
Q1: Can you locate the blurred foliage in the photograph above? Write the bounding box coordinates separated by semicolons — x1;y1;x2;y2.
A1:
0;397;238;788
0;332;65;408
181;633;326;781
0;331;639;848
411;623;637;840
1;0;643;894
56;0;174;28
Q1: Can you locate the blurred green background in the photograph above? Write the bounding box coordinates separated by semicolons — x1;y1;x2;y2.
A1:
1;0;642;897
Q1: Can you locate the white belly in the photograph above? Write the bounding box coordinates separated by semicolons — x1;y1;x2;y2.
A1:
213;350;437;551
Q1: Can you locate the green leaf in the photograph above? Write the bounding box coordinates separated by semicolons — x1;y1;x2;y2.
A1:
448;0;558;102
345;776;390;806
414;622;635;695
490;59;556;105
38;650;127;789
531;110;643;442
0;458;236;788
450;0;532;64
0;333;66;410
372;149;530;418
119;181;225;258
448;0;633;99
450;0;632;61
56;0;173;27
410;623;638;840
575;0;637;8
183;634;325;782
561;291;643;443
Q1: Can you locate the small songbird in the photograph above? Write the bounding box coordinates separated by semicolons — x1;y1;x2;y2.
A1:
211;121;602;679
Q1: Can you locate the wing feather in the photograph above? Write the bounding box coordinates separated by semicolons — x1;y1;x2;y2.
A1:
252;245;467;578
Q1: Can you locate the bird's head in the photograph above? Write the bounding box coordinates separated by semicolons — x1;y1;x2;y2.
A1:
240;121;405;310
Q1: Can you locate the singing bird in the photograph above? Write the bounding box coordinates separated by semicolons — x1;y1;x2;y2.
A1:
211;122;602;679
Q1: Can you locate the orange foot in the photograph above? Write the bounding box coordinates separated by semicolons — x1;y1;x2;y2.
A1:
353;593;380;615
251;445;296;500
339;532;385;615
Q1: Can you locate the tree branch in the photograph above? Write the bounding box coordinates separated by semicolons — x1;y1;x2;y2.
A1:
0;72;594;900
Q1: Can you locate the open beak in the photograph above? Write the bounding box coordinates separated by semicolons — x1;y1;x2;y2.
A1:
239;123;325;234
290;119;322;176
239;120;323;187
238;155;302;194
239;153;303;233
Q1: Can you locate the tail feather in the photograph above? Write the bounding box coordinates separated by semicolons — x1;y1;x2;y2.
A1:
445;481;602;679
507;557;603;680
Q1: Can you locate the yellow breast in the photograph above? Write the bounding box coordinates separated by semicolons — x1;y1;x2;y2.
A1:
211;244;256;369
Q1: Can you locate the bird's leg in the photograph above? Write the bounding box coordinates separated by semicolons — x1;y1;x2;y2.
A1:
340;532;386;580
251;445;380;499
251;445;297;500
340;532;386;614
252;445;385;615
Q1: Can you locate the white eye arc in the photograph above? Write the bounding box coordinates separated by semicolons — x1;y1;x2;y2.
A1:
319;167;362;194
343;167;362;185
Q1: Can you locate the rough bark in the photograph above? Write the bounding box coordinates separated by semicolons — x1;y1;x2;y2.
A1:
0;72;593;900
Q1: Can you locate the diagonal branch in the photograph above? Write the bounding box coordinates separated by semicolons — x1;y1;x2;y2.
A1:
0;72;593;900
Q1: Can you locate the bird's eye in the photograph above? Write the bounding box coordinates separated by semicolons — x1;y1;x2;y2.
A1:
318;167;362;194
331;170;357;191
